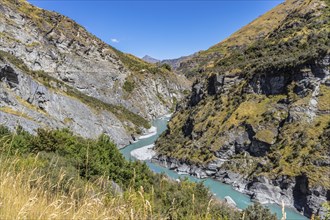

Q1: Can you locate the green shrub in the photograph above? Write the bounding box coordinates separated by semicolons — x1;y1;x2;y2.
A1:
243;203;277;220
0;126;244;218
161;63;172;71
123;80;135;93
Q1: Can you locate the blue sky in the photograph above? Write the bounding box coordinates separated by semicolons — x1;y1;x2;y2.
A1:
29;0;283;60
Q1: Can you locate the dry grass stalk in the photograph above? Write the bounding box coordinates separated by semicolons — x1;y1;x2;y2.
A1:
0;156;162;220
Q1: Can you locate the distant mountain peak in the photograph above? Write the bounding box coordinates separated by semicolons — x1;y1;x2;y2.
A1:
142;55;160;64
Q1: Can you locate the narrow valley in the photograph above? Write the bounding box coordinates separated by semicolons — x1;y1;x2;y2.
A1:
0;0;329;219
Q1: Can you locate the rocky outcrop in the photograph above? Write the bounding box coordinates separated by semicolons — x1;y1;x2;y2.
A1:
156;55;329;217
189;81;204;107
0;0;190;123
0;60;131;147
0;0;191;144
154;0;330;218
152;154;329;218
156;54;330;217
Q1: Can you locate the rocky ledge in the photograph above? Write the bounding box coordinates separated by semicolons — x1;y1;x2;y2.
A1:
152;155;329;219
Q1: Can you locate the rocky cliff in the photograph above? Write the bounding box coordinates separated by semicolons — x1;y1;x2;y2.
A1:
0;0;190;147
154;0;330;217
160;53;197;71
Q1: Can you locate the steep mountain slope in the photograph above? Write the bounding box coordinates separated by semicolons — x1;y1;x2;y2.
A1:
155;0;330;217
177;0;327;79
0;0;190;146
142;55;160;63
160;53;196;70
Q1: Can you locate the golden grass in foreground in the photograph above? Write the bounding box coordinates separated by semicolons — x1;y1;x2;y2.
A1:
0;156;161;220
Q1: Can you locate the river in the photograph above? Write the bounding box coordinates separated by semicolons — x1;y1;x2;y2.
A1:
120;116;308;220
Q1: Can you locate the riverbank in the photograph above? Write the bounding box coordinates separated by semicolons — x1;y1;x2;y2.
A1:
131;144;156;160
120;116;308;220
152;155;325;219
138;126;157;140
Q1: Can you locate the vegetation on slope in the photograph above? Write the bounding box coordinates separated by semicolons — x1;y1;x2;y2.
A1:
114;48;188;109
1;0;189;122
0;50;150;131
4;0;172;76
2;0;116;56
155;0;330;188
0;125;279;219
177;0;329;78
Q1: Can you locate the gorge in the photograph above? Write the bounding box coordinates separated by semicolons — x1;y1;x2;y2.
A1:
0;0;329;219
121;115;308;219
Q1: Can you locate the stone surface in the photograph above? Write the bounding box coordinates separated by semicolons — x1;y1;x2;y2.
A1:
0;61;131;147
0;0;191;146
224;196;237;207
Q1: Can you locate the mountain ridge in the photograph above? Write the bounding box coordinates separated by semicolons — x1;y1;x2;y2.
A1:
154;0;330;217
0;0;191;147
142;55;160;64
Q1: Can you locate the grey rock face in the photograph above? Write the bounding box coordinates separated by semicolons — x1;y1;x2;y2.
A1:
0;0;190;124
154;55;330;218
160;53;197;71
0;0;191;149
0;60;131;147
0;65;19;87
207;74;224;95
189;82;204;107
250;74;291;95
182;116;194;138
247;176;293;205
177;164;191;174
207;74;241;95
154;153;329;218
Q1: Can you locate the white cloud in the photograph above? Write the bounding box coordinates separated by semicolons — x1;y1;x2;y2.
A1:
111;38;119;43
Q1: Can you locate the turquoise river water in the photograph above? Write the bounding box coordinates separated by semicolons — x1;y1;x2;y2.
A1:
120;116;308;220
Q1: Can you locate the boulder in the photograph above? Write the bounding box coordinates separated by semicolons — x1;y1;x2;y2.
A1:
224;196;237;207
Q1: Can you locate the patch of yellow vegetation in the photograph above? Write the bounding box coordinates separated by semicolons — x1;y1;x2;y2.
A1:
25;42;40;48
306;114;330;141
228;68;242;75
0;157;157;219
271;113;330;188
0;106;32;120
226;95;285;128
305;166;330;189
63;117;73;124
292;92;312;107
318;85;330;111
201;0;308;57
15;95;49;116
271;145;300;177
17;0;45;21
0;32;21;43
255;129;276;144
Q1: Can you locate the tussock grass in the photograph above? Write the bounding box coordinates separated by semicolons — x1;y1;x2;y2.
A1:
0;156;158;219
0;126;245;220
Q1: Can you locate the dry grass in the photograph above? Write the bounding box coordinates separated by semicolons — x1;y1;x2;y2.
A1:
0;132;220;220
0;106;32;120
201;0;320;56
255;129;276;145
0;155;159;220
318;85;330;111
225;95;286;128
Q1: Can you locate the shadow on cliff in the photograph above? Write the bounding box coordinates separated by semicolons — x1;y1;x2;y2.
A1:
293;174;312;217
